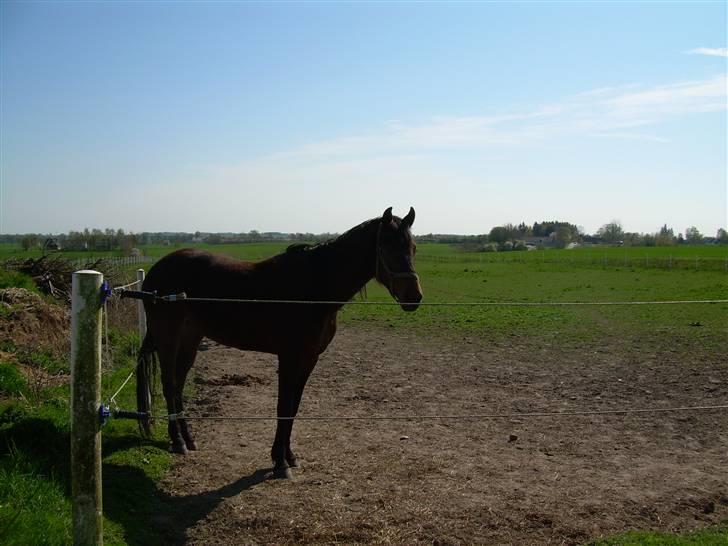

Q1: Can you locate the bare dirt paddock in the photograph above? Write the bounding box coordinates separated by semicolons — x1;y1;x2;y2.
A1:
156;326;728;545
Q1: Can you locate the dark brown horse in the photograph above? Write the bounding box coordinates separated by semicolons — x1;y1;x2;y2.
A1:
136;207;422;478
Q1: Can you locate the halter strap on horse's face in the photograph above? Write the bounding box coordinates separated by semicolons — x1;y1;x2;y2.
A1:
375;220;419;292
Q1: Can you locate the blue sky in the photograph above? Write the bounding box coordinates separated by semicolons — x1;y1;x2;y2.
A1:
1;1;726;236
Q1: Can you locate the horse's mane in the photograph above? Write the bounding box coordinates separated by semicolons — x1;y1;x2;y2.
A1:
284;218;381;301
285;218;380;255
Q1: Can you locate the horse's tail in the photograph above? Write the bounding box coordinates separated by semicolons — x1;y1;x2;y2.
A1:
136;331;157;438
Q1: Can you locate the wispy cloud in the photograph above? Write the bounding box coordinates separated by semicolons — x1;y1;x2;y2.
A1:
164;73;727;232
269;73;728;159
685;47;728;58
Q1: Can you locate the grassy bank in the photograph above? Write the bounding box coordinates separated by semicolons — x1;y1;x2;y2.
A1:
0;282;172;545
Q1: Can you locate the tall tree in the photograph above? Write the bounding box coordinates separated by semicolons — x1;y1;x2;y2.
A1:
685;226;703;244
656;224;675;246
716;228;728;245
598;221;624;244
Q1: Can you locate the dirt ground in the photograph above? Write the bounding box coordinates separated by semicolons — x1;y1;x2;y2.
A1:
156;325;728;545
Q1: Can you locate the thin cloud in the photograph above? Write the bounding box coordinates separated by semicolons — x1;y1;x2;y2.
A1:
685;47;728;58
272;74;728;159
184;72;727;232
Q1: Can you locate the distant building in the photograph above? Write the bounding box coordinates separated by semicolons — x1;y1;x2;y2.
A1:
523;234;557;248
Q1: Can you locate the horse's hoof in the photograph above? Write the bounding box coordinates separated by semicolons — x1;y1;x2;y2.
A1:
169;442;188;455
286;457;300;468
185;440;198;451
272;465;293;480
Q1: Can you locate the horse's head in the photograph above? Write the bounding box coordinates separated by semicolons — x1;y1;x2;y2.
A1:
375;207;423;312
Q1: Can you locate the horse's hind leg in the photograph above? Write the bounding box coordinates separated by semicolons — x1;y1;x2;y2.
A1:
151;319;187;454
175;333;203;451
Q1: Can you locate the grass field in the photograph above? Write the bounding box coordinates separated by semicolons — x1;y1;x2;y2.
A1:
84;241;727;348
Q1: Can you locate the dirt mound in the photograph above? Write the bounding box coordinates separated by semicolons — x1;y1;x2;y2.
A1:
0;288;70;353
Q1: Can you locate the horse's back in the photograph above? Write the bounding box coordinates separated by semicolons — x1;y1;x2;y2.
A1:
143;248;255;296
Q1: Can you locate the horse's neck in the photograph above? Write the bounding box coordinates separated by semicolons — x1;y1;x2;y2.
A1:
320;222;378;303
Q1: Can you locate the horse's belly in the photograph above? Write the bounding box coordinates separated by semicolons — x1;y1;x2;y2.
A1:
191;306;335;356
198;315;279;354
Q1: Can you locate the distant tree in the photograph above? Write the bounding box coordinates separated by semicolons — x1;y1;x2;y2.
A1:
20;234;39;251
622;232;643;246
553;226;574;248
533;221;580;242
656;224;675;246
685;226;703;244
488;226;509;244
516;222;532;237
712;228;726;243
597;221;624;244
503;223;520;241
121;232;136;255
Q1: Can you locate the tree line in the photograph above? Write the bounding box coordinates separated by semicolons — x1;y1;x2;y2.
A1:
594;222;727;246
418;222;728;250
3;222;727;253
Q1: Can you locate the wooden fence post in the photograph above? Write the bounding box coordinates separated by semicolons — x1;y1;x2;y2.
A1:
71;270;104;546
136;269;146;340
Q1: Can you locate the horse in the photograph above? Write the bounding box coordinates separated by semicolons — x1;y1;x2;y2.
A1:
135;207;423;478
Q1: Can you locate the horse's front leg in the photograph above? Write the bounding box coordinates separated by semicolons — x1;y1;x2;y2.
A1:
271;354;318;479
285;356;318;468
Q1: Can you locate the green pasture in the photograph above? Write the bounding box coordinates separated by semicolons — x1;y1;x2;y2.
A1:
94;241;727;348
4;238;726;351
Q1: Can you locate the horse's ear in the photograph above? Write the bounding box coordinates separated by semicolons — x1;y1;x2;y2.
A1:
402;207;415;228
382;207;393;224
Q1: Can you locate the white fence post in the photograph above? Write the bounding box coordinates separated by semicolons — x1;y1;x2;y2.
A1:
70;270;104;546
136;269;147;340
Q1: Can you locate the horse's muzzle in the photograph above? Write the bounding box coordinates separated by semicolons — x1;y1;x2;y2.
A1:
400;299;421;312
394;280;423;312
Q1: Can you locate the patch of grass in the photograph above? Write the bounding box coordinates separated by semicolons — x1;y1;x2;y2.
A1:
0;269;37;293
0;333;172;545
0;363;25;397
592;523;728;545
16;348;69;375
0;447;72;546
